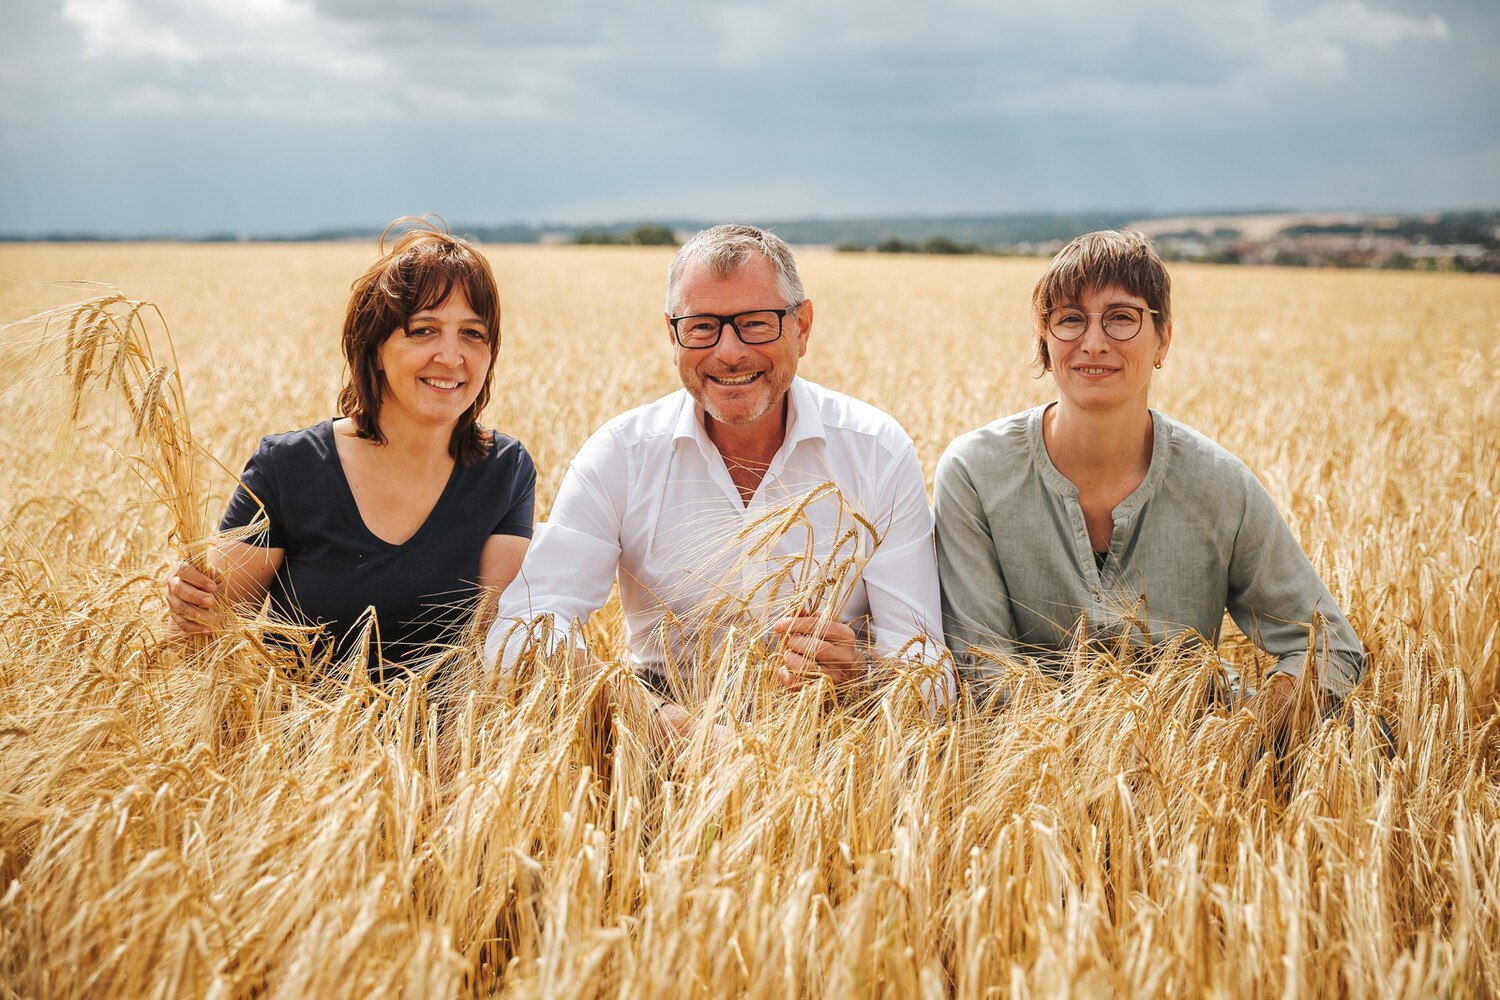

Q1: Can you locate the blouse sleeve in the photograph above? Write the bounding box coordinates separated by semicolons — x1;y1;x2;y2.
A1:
1225;472;1366;699
218;437;287;550
490;438;537;539
934;444;1025;699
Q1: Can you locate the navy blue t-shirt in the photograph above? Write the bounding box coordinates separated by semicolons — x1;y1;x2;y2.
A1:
219;420;535;672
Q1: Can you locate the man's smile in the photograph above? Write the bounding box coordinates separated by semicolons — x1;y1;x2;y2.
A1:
708;372;762;386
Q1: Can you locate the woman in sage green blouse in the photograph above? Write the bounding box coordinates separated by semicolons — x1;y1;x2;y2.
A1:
934;230;1365;718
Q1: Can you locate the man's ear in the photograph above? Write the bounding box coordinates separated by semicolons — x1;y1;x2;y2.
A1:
793;299;813;357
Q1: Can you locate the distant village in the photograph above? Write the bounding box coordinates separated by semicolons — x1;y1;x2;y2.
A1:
1114;212;1500;272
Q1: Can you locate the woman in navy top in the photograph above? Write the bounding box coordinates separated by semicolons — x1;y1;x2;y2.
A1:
165;219;535;676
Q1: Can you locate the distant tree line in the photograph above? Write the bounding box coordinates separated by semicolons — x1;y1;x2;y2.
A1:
836;236;986;255
573;225;679;246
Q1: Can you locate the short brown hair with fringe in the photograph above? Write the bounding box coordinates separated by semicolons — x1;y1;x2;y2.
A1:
337;218;501;467
1030;230;1171;372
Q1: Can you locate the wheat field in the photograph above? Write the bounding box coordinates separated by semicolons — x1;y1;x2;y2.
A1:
0;242;1497;998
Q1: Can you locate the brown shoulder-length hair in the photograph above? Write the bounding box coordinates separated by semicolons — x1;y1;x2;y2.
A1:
1030;229;1171;373
338;217;501;467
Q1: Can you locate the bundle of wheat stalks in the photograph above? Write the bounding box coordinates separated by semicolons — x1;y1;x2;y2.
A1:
0;249;1497;998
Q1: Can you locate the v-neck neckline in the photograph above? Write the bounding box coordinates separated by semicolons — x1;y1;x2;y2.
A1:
322;420;460;550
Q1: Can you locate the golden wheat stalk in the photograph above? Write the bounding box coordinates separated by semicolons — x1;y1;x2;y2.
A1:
0;290;212;569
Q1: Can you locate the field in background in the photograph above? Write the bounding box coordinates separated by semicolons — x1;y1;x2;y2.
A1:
1;244;1497;997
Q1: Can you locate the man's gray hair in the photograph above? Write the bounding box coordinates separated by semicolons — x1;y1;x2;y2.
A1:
665;224;806;314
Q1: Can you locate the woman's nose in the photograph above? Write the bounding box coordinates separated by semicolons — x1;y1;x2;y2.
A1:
1078;318;1112;352
432;330;465;364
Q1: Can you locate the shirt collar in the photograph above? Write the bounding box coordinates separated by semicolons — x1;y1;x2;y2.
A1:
1027;402;1171;513
672;376;827;455
784;377;827;448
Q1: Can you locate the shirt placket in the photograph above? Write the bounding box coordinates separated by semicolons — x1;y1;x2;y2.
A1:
737;478;766;605
751;453;808;614
695;438;769;609
1065;492;1106;613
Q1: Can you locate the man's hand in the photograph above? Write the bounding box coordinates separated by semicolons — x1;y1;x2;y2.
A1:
648;698;732;753
1255;672;1298;744
770;615;867;689
165;561;224;634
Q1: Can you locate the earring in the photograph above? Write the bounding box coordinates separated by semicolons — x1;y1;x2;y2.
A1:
1153;360;1163;369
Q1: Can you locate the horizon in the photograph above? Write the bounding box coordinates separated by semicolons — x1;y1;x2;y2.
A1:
5;206;1496;245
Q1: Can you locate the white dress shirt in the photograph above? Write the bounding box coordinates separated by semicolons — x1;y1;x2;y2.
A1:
486;377;947;692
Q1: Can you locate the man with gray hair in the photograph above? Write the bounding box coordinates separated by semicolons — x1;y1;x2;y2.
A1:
486;224;948;729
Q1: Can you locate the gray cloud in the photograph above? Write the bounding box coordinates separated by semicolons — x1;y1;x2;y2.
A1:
0;0;1493;233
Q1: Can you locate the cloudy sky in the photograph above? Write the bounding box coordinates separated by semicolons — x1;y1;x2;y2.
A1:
2;0;1496;236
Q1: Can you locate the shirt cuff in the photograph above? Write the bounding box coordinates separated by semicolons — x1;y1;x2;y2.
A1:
483;614;583;673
